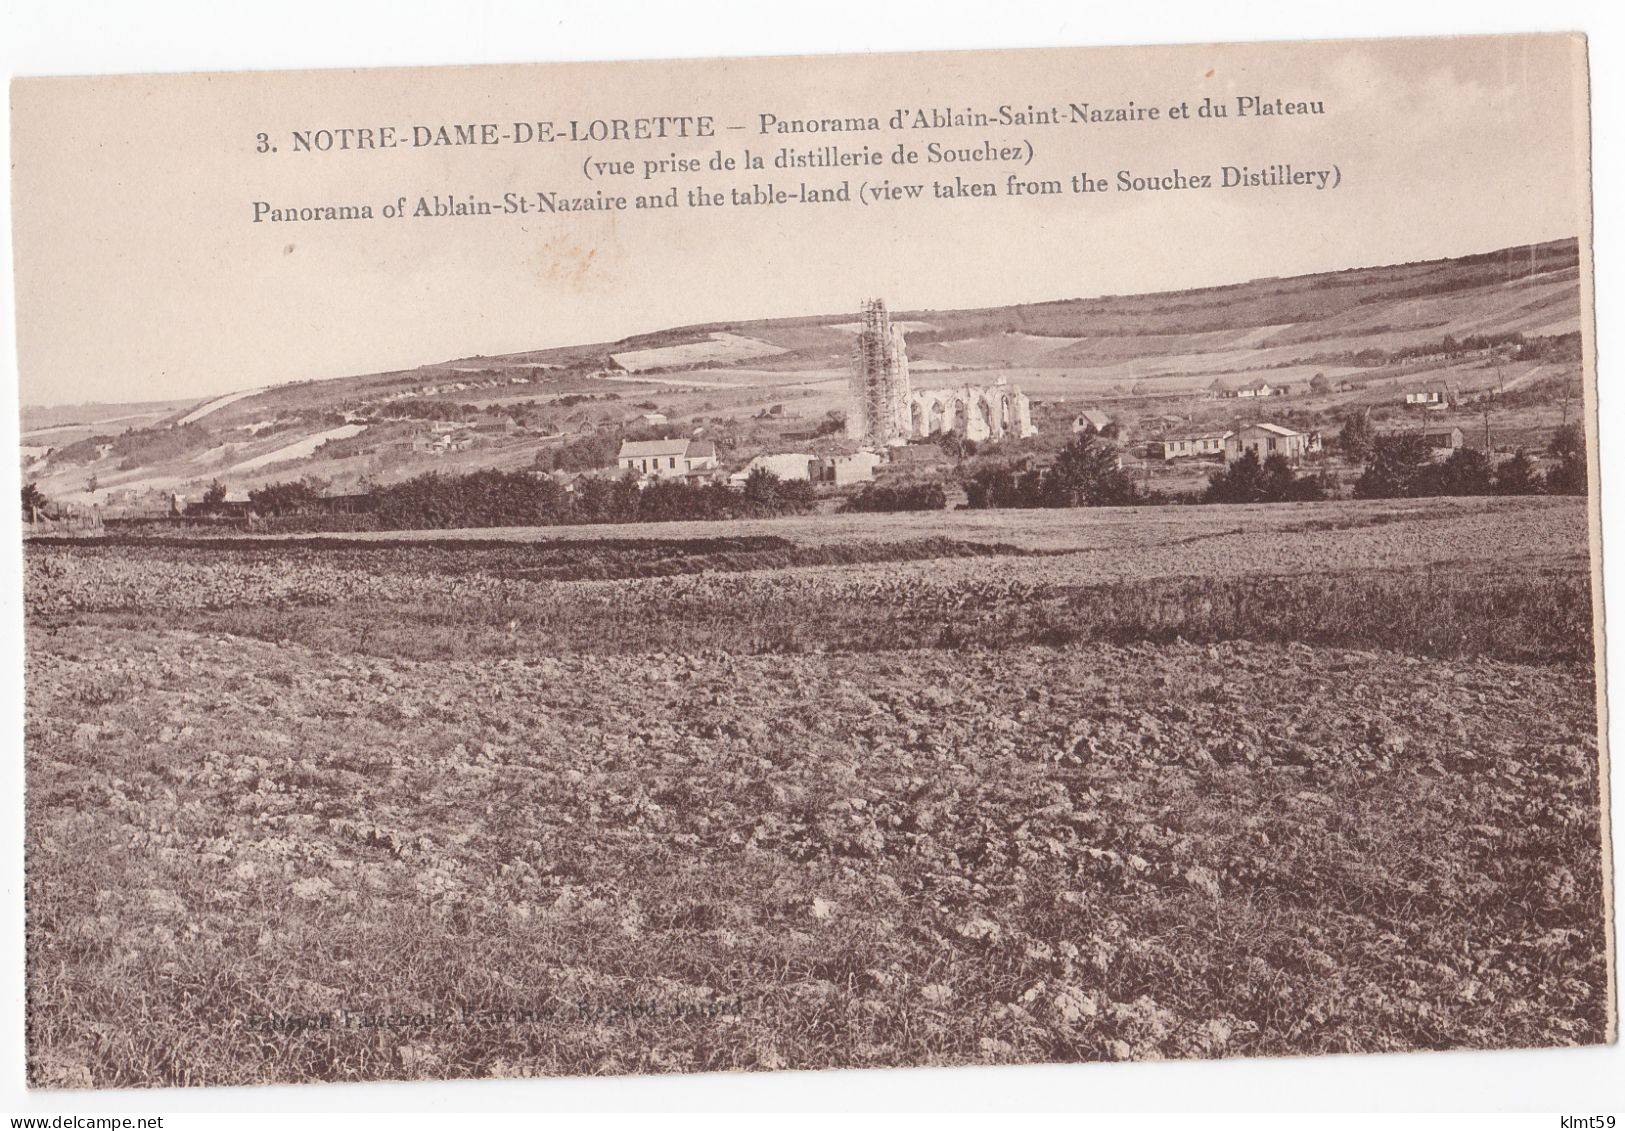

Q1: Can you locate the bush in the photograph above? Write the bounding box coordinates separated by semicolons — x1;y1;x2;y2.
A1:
1493;450;1543;497
1544;425;1587;496
248;480;323;517
965;434;1139;510
1354;434;1434;499
1355;436;1548;499
363;467;814;531
839;483;947;513
1205;450;1327;504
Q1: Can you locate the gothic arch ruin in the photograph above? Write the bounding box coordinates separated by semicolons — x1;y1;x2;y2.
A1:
847;300;1039;445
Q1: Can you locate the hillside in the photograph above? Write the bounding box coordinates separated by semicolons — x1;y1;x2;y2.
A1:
19;238;1584;509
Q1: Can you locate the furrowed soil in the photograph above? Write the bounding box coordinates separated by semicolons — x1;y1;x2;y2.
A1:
23;495;1609;1086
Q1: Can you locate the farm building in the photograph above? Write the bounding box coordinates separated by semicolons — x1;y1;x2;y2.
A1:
216;490;253;515
817;450;884;486
473;415;520;435
1224;423;1310;464
1072;408;1113;434
1380;426;1463;451
738;452;818;482
1214;378;1287;400
617;438;720;478
1151;433;1226;461
412;429;474;454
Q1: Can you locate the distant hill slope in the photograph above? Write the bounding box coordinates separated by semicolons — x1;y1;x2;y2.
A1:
20;238;1583;506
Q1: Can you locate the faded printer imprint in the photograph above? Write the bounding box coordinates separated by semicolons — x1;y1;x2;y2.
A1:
14;33;1610;1089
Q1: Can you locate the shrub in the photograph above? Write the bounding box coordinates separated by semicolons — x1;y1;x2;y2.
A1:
1493;450;1544;496
839;483;947;513
964;434;1139;510
1354;434;1434;499
1205;450;1327;504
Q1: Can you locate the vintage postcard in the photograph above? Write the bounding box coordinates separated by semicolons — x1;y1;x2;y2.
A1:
10;32;1610;1090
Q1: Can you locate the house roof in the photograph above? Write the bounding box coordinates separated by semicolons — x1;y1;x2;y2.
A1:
1232;423;1302;438
1160;433;1227;443
619;438;690;459
685;440;717;460
1074;408;1112;428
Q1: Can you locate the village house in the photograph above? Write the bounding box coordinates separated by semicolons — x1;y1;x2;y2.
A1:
1071;408;1113;434
1151;433;1226;461
412;429;474;454
210;490;255;518
616;437;720;478
1215;378;1288;400
1422;427;1464;450
473;415;519;436
1404;386;1453;408
1224;422;1310;464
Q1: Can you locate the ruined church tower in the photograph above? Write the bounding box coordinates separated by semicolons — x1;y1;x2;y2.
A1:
846;299;912;444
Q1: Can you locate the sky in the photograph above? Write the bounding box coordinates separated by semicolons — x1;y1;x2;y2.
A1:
9;32;1592;407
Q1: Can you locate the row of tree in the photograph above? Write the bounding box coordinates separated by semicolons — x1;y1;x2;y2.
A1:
964;433;1145;509
1353;426;1586;499
839;483;948;513
366;467;815;530
1203;451;1330;504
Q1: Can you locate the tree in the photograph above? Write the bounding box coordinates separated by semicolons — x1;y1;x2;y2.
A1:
1354;433;1433;499
1259;452;1296;501
1040;432;1138;507
1205;449;1268;503
1542;423;1587;495
1493;449;1543;496
200;479;228;512
21;482;47;518
1309;372;1331;395
1548;423;1584;463
839;483;946;513
1337;413;1376;461
248;479;322;516
741;467;783;508
1204;450;1325;504
1545;453;1588;496
1419;446;1494;497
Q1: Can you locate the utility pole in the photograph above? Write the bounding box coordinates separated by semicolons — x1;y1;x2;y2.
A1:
1482;405;1492;453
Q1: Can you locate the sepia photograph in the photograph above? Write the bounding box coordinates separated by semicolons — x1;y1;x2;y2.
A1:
5;18;1615;1108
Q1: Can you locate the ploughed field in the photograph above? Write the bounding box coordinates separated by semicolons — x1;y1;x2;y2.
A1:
24;495;1608;1086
